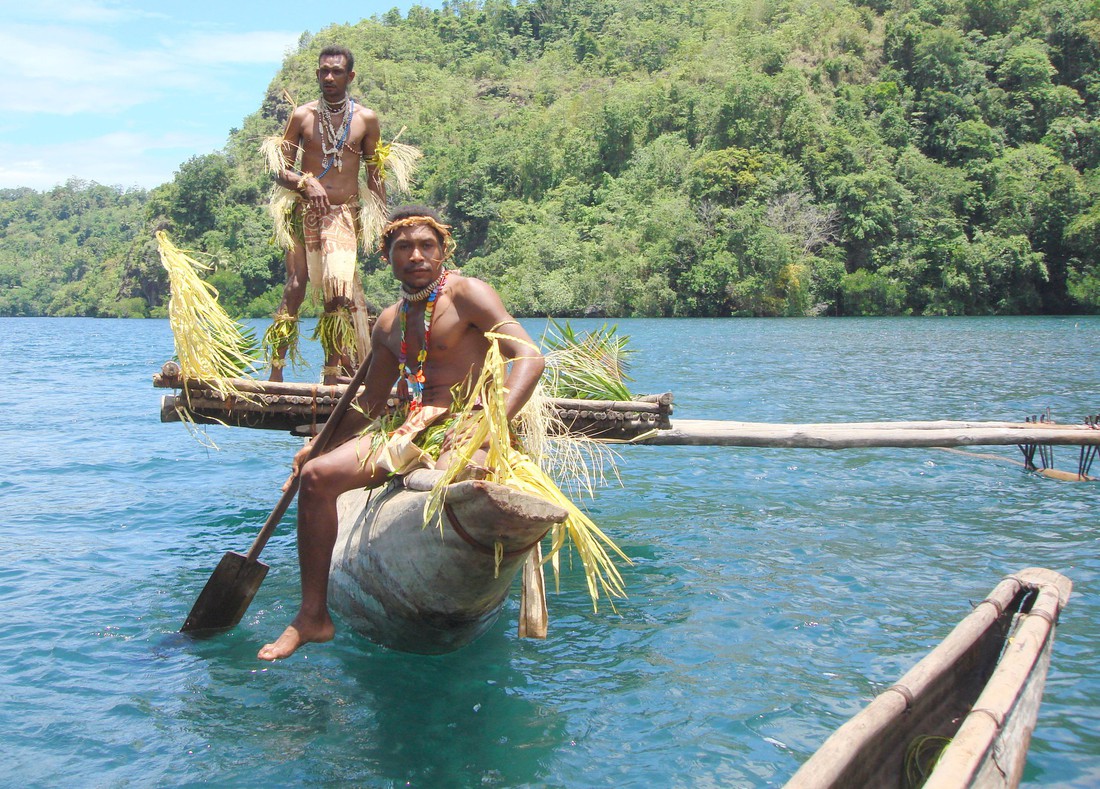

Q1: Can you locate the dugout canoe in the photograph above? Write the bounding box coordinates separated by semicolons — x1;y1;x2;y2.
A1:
785;567;1072;789
327;468;567;654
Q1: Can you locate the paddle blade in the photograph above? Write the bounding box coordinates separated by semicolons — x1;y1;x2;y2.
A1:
180;551;269;633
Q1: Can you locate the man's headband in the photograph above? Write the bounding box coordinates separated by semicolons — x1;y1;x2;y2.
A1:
379;216;456;260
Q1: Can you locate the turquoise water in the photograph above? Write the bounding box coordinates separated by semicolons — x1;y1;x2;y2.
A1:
1;316;1097;786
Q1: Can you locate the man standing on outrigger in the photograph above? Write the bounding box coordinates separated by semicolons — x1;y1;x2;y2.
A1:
264;45;386;384
258;205;546;660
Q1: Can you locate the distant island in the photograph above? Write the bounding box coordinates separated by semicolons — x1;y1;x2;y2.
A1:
2;0;1098;318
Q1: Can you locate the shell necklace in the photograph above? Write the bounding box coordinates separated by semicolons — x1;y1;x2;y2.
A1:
318;95;354;177
401;270;446;302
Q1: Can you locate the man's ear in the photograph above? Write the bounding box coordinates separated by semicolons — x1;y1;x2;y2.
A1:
348;70;356;84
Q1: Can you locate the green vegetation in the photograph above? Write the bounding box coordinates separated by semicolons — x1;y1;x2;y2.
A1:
3;0;1100;317
0;182;152;316
541;319;634;400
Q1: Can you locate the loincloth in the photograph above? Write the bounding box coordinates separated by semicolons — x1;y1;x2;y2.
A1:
366;404;452;477
300;202;361;301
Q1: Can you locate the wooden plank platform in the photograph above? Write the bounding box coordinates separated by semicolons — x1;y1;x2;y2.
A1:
153;363;673;440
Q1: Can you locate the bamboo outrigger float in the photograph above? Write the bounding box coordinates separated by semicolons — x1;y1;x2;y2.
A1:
643;418;1100;451
785;567;1072;789
328;468;565;654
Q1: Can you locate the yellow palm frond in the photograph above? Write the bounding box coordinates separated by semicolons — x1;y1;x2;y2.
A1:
267;186;299;251
358;189;388;253
425;334;629;610
156;231;261;388
368;127;422;193
361;128;423;252
260;134;289;175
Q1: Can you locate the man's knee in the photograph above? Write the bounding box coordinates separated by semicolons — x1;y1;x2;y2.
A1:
298;459;334;502
285;264;307;293
283;280;306;305
281;273;307;314
299;454;370;503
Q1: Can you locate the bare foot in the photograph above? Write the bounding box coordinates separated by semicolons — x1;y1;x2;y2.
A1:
257;614;335;661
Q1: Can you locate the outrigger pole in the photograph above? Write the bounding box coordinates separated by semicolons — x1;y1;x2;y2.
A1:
154;366;1098;478
638;418;1100;451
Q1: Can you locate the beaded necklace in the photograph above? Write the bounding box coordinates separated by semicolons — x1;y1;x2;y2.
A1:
318;96;355;178
398;270;448;411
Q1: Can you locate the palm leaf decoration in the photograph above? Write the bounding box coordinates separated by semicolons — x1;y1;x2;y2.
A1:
424;334;629;610
261;312;305;370
156;231;261;445
360;128;423;252
542;318;634;401
157;231;260;381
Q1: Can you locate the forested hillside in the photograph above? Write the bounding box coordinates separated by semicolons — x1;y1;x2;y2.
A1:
0;183;152;317
3;0;1099;317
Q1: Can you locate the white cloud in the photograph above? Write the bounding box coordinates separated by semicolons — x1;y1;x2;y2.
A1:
0;26;195;115
5;0;134;24
0;24;299;116
0;1;319;189
173;31;302;65
0;130;222;190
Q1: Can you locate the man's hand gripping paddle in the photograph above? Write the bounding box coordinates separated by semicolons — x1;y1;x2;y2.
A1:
180;352;373;632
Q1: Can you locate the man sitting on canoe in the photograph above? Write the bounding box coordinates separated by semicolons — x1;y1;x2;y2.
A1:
259;205;546;661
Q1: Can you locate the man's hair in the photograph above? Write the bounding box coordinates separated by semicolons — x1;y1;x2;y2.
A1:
381;205;449;255
318;45;355;73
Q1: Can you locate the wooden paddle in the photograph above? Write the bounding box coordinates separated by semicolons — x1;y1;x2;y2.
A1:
180;351;373;632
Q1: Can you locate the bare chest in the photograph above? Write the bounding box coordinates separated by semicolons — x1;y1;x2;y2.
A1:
300;108;368;158
385;303;487;382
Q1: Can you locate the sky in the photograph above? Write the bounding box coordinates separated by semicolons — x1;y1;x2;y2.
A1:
0;0;435;192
